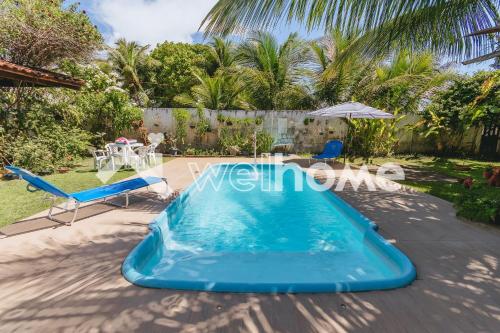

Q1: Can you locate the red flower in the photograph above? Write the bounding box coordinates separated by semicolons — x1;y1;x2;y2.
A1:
463;177;473;189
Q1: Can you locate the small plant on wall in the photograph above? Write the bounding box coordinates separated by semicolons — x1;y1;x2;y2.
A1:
303;118;314;126
255;116;264;126
173;108;190;147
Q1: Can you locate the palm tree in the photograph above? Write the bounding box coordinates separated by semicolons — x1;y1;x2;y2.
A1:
201;0;499;61
108;38;149;105
174;73;249;110
208;37;237;71
236;31;312;109
311;30;372;105
360;50;454;113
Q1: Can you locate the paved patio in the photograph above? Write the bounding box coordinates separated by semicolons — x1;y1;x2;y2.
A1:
0;157;499;332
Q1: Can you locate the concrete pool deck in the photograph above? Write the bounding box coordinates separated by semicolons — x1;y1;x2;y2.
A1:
0;157;499;332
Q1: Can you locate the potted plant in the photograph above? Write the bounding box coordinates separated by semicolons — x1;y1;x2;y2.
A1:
483;165;494;179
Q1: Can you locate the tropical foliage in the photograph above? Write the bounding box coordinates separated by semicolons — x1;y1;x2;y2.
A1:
201;0;500;61
0;2;142;172
145;42;213;107
416;70;500;153
360;51;453;113
311;30;370;105
174;73;249;110
0;0;497;175
236;32;314;110
108;39;150;105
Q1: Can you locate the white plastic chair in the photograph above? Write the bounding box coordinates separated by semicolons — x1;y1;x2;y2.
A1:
129;146;148;169
145;143;159;166
105;143;126;170
91;149;110;170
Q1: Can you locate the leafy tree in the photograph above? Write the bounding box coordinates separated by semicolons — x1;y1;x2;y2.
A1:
417;70;500;153
0;0;102;67
62;63;143;142
237;32;313;110
108;39;150;106
147;42;212;106
0;0;103;134
202;0;499;61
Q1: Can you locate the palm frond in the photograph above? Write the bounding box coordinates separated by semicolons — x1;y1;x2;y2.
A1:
201;0;500;59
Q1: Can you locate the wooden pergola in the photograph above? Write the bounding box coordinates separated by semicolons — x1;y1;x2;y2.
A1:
0;59;84;90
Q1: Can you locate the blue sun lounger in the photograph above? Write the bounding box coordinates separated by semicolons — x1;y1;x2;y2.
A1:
6;166;168;225
312;140;343;164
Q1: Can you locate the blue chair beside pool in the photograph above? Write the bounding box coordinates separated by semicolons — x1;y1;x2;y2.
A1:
5;166;168;225
312;140;343;164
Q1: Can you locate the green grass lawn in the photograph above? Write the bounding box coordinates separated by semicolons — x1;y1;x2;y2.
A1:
0;158;141;227
351;155;499;224
297;154;497;209
351;155;496;179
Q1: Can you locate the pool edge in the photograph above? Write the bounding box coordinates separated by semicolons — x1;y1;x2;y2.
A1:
122;163;417;293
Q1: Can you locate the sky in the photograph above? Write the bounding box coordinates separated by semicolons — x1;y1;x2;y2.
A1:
73;0;493;73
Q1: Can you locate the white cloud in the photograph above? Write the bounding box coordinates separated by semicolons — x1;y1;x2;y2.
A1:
90;0;217;46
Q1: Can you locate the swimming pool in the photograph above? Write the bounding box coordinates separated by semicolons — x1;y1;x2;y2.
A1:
123;163;416;293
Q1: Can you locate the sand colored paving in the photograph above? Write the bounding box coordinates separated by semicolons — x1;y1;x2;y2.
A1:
0;157;499;332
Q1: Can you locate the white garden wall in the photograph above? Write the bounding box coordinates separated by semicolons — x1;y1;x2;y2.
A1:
143;108;485;154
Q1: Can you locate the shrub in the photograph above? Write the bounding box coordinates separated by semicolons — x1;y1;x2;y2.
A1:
2;125;91;174
218;127;248;153
7;137;55;174
455;187;500;224
218;128;274;155
256;132;274;154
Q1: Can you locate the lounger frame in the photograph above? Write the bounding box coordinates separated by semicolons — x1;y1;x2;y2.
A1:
46;180;168;226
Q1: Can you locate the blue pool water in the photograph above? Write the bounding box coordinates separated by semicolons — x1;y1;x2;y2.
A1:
123;164;416;292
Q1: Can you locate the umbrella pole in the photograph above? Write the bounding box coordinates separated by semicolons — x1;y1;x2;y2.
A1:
343;131;347;164
343;114;351;164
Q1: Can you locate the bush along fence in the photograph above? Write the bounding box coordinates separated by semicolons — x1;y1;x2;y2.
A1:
144;108;498;157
